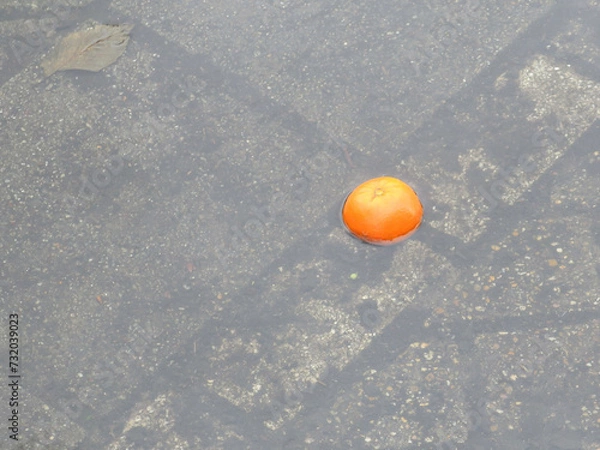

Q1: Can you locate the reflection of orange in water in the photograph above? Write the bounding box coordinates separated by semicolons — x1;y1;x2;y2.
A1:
342;176;423;245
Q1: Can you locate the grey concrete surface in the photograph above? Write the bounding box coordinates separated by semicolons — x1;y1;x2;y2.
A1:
1;0;599;449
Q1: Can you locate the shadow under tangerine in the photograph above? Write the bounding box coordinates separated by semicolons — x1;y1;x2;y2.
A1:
341;176;423;245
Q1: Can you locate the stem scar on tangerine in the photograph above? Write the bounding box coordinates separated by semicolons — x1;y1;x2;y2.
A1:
341;176;423;245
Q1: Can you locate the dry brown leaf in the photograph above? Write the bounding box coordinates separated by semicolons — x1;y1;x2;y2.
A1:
41;23;134;77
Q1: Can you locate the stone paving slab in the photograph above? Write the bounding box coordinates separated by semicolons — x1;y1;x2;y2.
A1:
1;1;599;449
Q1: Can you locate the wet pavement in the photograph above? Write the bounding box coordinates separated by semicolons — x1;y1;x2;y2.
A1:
1;0;599;449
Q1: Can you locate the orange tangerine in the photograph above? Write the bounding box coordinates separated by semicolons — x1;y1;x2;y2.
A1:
341;176;423;245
